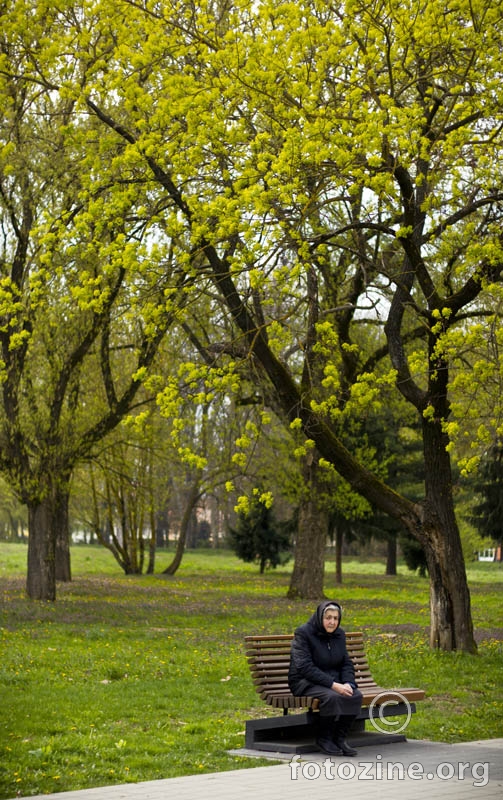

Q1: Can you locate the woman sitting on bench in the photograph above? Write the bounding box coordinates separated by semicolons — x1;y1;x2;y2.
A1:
288;600;363;757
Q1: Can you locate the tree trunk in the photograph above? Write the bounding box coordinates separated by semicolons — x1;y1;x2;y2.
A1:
163;474;201;575
335;527;343;585
288;455;328;599
27;500;56;601
147;506;156;574
386;536;397;576
54;485;71;582
420;417;476;652
422;533;475;651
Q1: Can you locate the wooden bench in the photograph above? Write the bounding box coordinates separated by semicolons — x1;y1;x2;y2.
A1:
244;632;425;753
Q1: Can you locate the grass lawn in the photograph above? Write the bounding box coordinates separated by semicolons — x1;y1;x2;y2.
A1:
0;542;502;799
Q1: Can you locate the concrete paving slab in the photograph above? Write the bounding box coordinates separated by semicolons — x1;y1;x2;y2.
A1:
9;738;503;800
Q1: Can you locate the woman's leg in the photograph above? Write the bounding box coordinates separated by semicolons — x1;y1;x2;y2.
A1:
302;684;343;755
332;689;363;756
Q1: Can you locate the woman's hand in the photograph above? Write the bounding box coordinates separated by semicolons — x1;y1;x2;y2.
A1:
331;682;354;696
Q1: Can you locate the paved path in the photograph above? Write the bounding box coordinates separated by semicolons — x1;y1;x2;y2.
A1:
10;738;503;800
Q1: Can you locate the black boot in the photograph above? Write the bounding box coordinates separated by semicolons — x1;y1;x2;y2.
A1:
333;715;358;756
316;716;343;756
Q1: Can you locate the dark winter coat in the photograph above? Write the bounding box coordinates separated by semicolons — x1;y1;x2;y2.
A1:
288;600;358;696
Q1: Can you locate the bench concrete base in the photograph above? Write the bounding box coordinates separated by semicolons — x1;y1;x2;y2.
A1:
245;706;415;754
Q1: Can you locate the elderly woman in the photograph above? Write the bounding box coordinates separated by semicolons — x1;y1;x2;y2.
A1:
288;600;363;756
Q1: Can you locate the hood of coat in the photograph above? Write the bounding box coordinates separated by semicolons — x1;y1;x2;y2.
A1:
310;599;343;636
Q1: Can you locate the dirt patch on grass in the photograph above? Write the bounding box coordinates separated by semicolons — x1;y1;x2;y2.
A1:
1;574;501;645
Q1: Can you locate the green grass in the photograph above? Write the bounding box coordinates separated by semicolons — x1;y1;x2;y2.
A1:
0;542;502;799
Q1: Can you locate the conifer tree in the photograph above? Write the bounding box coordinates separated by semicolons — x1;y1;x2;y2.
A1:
471;440;503;548
229;496;292;574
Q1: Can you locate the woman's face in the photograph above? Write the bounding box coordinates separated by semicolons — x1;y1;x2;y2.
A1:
322;609;340;633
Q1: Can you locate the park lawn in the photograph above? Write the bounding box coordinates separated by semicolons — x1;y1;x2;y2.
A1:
0;543;502;799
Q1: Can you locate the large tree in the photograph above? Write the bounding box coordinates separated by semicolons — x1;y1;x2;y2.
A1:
5;0;503;652
0;9;189;599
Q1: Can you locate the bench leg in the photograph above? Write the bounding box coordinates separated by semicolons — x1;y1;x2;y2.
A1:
350;717;365;734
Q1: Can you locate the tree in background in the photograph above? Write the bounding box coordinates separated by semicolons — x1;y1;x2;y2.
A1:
0;477;27;541
80;414;162;575
229;492;293;574
471;439;503;557
359;408;428;576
